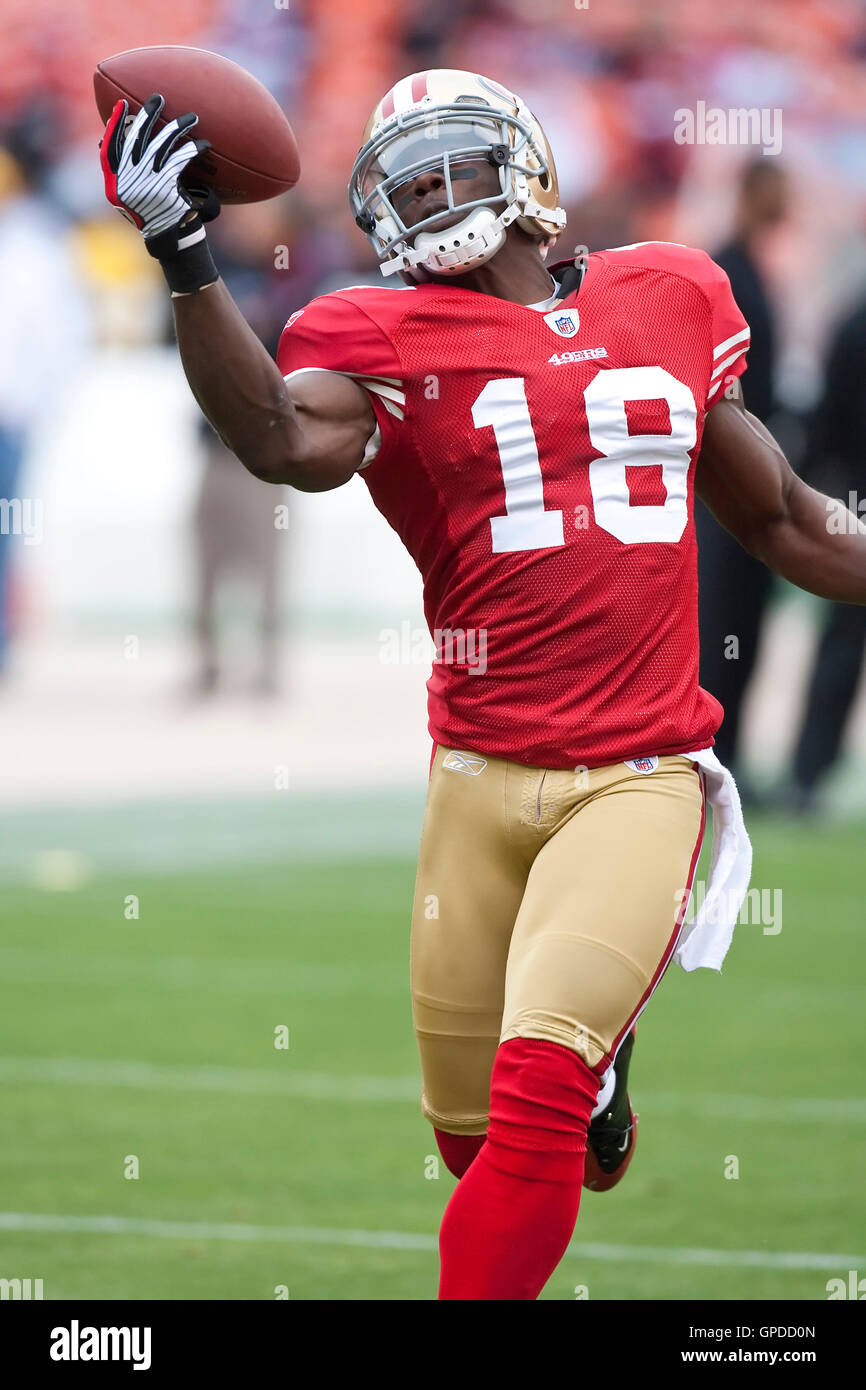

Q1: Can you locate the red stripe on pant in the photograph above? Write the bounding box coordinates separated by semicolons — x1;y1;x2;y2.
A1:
603;767;707;1071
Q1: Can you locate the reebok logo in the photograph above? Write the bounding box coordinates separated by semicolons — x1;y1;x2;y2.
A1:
442;751;487;776
50;1320;152;1371
548;347;608;366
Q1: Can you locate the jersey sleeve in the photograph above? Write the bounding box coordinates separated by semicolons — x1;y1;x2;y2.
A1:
276;292;405;468
697;253;751;408
648;245;751;407
600;242;751;409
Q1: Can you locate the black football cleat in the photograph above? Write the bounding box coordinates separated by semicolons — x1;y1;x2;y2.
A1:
583;1028;638;1192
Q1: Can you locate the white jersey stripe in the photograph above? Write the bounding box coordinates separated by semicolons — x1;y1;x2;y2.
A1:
283;368;405;420
710;347;750;384
713;326;750;359
341;373;403;387
353;379;405;405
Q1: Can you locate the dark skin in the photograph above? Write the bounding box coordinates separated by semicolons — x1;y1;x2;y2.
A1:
171;159;866;603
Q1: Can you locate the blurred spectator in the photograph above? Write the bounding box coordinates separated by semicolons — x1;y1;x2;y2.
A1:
695;159;790;798
0;110;89;674
777;295;866;813
192;421;283;697
187;202;295;697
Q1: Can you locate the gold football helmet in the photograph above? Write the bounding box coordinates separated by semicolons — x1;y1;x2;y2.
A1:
349;69;566;278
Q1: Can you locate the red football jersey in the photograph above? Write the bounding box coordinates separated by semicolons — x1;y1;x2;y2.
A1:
277;242;750;768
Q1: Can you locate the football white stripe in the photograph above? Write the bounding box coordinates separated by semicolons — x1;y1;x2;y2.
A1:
0;1210;859;1271
713;326;750;359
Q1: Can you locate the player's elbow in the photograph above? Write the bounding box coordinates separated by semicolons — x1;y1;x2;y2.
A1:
241;448;355;492
233;448;289;486
285;458;359;492
234;434;310;487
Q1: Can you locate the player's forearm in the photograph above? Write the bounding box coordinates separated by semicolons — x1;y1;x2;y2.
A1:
699;397;866;603
749;475;866;603
171;279;307;483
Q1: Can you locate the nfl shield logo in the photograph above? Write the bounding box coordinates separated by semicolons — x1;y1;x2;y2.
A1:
544;307;580;338
625;756;659;774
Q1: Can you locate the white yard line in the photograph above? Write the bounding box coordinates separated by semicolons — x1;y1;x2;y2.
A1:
2;1055;865;1123
0;1056;418;1102
0;1210;859;1272
0;949;405;999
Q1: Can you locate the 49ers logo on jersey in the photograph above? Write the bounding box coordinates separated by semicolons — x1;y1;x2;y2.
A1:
543;307;579;337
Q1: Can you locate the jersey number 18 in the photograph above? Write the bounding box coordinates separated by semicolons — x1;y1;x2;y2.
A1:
471;366;698;551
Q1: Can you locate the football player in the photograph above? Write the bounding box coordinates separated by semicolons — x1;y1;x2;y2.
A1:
100;72;866;1300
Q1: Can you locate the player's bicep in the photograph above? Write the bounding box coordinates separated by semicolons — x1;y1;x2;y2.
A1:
282;368;377;492
696;395;794;549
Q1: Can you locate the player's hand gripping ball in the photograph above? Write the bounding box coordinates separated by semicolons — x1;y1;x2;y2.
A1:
100;93;219;245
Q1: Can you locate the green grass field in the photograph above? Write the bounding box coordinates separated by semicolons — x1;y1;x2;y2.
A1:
1;797;864;1301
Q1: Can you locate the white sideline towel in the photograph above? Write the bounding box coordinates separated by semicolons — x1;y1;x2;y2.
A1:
673;747;753;972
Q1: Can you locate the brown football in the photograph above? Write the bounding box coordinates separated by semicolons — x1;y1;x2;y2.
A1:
94;45;300;204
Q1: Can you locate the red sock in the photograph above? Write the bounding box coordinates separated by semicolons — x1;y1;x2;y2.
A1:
434;1129;486;1179
438;1038;599;1300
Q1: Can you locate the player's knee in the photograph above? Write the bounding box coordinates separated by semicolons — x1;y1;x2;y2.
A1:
486;1037;600;1178
502;1008;608;1069
418;1035;496;1138
433;1128;486;1178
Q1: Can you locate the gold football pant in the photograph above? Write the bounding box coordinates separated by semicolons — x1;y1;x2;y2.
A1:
411;746;706;1135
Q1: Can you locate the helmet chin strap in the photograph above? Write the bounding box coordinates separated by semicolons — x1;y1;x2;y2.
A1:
383;204;516;278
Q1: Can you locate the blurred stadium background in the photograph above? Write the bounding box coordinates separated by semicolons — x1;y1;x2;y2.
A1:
0;0;864;1300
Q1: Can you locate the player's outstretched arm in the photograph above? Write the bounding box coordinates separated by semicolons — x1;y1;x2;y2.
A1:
99;94;374;491
171;279;375;491
696;388;866;603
